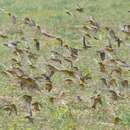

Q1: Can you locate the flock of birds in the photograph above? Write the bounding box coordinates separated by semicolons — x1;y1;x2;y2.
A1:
0;7;130;128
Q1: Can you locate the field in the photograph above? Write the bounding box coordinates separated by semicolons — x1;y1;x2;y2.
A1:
0;0;130;130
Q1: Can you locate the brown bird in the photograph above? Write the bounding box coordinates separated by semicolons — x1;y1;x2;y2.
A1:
97;50;106;61
92;94;102;109
4;40;20;49
64;78;74;85
3;103;17;115
100;78;109;88
8;12;17;24
37;25;56;38
121;80;128;88
23;95;32;116
111;67;122;77
121;24;130;35
105;27;117;40
32;102;42;112
24;116;34;123
24;17;36;27
88;16;100;32
34;39;40;51
109;79;117;87
99;62;107;73
56;37;64;46
109;90;119;100
20;77;40;92
113;116;121;124
45;82;53;92
76;4;84;13
0;32;8;39
66;10;74;16
82;36;95;49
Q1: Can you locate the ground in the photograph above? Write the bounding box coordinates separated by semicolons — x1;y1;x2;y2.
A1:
0;0;130;130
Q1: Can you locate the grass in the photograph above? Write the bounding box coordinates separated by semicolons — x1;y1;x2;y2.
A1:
0;0;130;130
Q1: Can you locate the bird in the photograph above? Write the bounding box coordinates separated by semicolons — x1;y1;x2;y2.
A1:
82;36;95;49
65;10;74;16
76;4;84;13
97;50;106;61
36;25;57;38
0;31;8;39
34;39;40;51
92;94;102;109
8;12;17;24
121;24;130;35
24;116;34;123
4;40;20;49
32;102;42;112
23;95;33;116
109;90;119;100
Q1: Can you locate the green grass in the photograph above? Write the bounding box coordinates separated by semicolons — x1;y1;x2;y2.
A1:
0;0;130;130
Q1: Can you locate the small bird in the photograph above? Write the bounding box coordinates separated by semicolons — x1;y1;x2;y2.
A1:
88;16;100;32
36;25;56;38
76;4;84;13
8;12;17;24
4;40;20;49
32;102;42;112
23;95;32;116
56;37;63;46
45;82;53;92
3;103;17;115
82;36;95;49
99;62;107;73
105;27;117;40
20;77;40;92
66;10;74;16
109;90;119;100
24;116;34;123
34;39;40;51
0;32;8;39
100;78;109;87
24;17;36;28
113;116;121;124
76;96;82;102
92;94;102;109
97;50;106;61
121;24;130;35
109;79;117;87
121;80;128;88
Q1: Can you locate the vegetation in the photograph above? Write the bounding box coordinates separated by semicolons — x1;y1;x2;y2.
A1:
0;0;130;130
